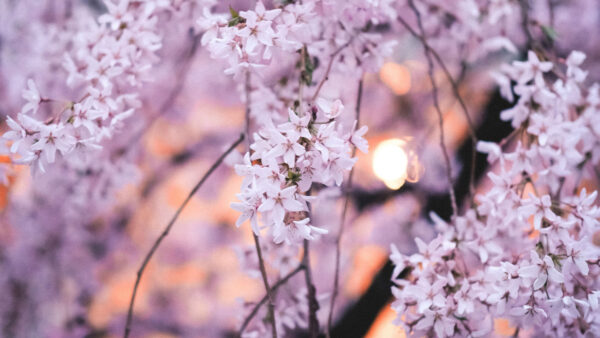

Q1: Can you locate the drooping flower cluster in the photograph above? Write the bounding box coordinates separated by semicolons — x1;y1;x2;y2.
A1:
0;1;215;336
397;0;521;62
198;1;314;77
232;103;367;244
390;50;600;337
199;1;384;246
4;0;165;172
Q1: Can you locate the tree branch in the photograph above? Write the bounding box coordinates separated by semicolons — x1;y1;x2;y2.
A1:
125;30;201;151
238;264;305;336
397;14;478;200
408;0;458;217
303;239;319;337
252;234;278;338
326;78;363;337
123;133;245;338
311;40;353;102
244;70;278;338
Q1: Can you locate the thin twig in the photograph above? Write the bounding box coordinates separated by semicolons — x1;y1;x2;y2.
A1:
498;125;524;148
244;71;278;338
519;0;534;50
397;14;478;199
244;72;252;150
310;40;353;102
303;238;320;337
408;0;458;216
300;45;307;109
238;265;305;336
125;31;201;151
326;78;363;337
252;235;277;337
547;0;556;31
123;133;245;338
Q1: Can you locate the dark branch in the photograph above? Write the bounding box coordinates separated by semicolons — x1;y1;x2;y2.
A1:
124;133;245;338
238;264;305;336
327;78;363;336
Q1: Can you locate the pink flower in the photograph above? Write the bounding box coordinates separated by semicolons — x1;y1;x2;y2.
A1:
272;217;327;244
278;109;311;142
21;79;41;114
316;98;344;119
258;186;305;225
513;50;553;86
231;181;263;234
518;194;556;230
518;251;564;290
350;122;369;154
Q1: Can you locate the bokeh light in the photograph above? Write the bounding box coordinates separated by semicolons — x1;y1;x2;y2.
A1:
372;138;423;190
379;62;411;95
372;139;408;189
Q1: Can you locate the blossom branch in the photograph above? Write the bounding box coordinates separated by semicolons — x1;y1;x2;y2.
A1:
326;78;363;336
407;0;458;216
123;133;245;338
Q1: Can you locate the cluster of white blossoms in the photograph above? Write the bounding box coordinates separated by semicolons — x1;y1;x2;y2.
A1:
390;50;600;337
198;1;315;77
199;1;380;246
4;0;166;172
232;101;367;244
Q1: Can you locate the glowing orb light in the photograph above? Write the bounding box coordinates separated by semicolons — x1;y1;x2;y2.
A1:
372;138;423;190
372;139;409;190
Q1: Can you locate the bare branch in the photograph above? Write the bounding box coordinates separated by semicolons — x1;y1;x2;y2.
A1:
252;234;278;338
125;31;201;150
326;78;363;337
519;0;534;49
407;0;458;216
303;239;320;337
244;72;252;150
238;265;305;336
123;133;245;338
310;40;353;102
397;14;478;200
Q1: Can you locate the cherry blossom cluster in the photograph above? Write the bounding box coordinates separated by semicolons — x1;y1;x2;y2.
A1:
396;0;521;62
198;0;398;81
390;50;600;337
0;1;214;335
198;1;396;334
232;102;367;244
3;0;166;172
199;1;399;247
197;1;313;77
